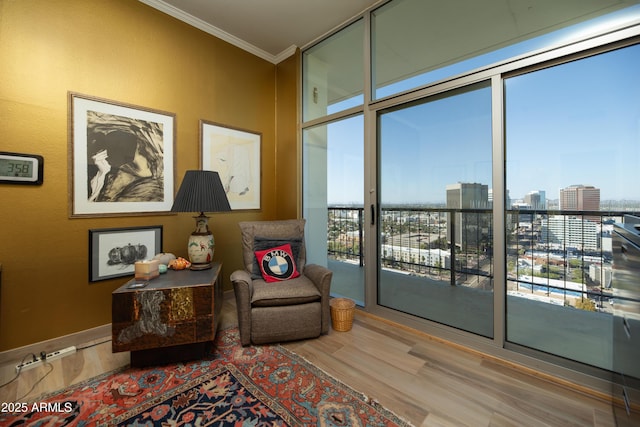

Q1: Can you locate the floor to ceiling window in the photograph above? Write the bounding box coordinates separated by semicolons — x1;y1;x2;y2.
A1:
302;19;365;303
303;116;365;304
302;0;640;391
378;82;494;338
504;43;640;371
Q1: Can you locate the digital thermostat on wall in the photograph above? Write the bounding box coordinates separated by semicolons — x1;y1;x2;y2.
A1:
0;151;44;185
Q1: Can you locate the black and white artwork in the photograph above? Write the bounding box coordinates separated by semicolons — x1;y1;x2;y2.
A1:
70;93;175;217
89;225;162;282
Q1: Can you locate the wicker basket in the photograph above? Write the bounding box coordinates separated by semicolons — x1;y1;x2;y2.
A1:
330;298;355;332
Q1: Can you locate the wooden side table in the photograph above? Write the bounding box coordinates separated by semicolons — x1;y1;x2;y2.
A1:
112;262;222;366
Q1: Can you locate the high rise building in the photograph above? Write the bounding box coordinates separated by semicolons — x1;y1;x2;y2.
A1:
559;185;600;211
541;216;600;251
524;190;546;210
559;185;600;222
446;183;490;249
447;183;490;210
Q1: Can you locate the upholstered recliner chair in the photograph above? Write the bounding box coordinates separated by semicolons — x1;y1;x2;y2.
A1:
230;219;332;346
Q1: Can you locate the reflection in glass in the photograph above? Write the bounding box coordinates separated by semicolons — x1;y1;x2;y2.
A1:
302;19;364;122
304;116;365;304
378;82;493;337
505;43;640;370
372;0;640;100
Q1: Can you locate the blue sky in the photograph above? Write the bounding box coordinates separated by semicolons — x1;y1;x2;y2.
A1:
505;44;640;202
325;6;640;206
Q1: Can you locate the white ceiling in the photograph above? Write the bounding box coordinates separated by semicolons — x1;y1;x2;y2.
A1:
139;0;382;63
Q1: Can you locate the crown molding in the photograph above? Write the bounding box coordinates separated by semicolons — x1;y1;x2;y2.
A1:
139;0;295;64
274;45;298;63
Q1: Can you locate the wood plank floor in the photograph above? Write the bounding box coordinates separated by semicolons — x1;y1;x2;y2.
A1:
1;292;638;426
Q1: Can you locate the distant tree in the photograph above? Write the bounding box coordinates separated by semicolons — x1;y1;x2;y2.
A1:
571;269;584;282
568;259;582;269
548;266;563;279
575;298;596;312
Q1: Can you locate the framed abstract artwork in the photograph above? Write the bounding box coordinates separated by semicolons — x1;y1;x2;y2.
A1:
69;92;175;217
200;120;261;210
89;225;163;282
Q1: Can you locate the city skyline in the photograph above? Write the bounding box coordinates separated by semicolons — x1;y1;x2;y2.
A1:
330;179;640;209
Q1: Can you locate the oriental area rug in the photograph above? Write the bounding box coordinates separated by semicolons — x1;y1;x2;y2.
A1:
0;327;412;426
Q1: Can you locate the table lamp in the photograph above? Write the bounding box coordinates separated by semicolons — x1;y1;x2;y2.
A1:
171;170;231;270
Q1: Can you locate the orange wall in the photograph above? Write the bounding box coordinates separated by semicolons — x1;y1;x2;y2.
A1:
275;52;301;218
0;0;299;350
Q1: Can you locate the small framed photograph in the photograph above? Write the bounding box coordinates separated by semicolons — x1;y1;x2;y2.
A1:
200;120;261;210
69;92;175;217
89;225;163;282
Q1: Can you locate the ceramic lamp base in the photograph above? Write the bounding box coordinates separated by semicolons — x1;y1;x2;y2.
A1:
187;214;214;270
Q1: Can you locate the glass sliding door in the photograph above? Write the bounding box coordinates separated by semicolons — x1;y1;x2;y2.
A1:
301;0;640;394
303;116;365;304
377;82;494;337
504;43;640;370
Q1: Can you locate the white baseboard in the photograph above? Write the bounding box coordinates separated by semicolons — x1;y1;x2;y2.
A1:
0;324;112;367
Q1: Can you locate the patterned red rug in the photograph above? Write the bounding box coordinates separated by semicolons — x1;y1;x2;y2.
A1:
1;328;412;426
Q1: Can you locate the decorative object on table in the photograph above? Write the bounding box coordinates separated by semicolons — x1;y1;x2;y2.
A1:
134;259;160;281
330;297;356;331
88;225;162;282
171;170;231;270
68;92;175;218
152;252;176;266
0;328;412;427
168;257;191;270
200;120;261;210
230;219;333;346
